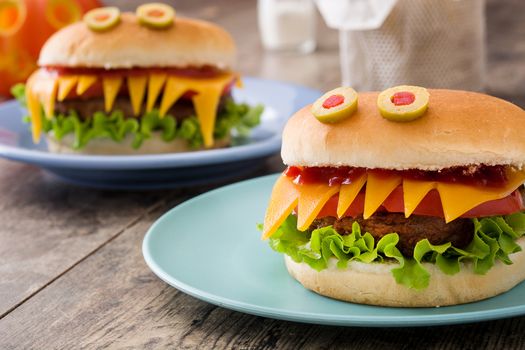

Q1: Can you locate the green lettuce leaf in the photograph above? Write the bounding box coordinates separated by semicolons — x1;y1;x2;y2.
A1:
12;84;264;150
10;83;26;105
267;212;525;290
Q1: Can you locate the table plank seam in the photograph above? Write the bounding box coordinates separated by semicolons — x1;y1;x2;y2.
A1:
0;196;174;321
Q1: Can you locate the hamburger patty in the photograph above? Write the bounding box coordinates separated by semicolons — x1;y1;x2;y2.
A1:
54;94;230;120
310;213;474;256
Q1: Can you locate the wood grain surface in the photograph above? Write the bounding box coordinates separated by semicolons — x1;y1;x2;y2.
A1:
1;0;524;349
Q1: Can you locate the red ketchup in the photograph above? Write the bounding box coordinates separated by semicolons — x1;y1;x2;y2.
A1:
285;166;366;186
285;165;509;188
43;65;224;78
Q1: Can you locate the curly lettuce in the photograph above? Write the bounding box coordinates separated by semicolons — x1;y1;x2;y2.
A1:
11;83;263;150
266;212;525;290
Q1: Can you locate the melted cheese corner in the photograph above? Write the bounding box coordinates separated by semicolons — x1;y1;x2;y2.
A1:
297;183;340;231
262;175;300;239
127;76;148;116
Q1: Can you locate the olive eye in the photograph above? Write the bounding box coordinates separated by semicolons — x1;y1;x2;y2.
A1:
84;7;121;32
377;85;429;122
311;87;358;123
136;3;176;29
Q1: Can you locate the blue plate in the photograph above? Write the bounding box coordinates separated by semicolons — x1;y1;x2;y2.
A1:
0;78;320;189
143;174;525;327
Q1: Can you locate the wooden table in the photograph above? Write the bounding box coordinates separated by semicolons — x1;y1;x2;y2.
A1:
1;1;525;348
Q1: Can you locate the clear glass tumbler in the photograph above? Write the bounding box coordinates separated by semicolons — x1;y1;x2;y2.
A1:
257;0;317;54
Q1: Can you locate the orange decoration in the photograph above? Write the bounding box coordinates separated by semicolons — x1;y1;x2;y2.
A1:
0;0;100;97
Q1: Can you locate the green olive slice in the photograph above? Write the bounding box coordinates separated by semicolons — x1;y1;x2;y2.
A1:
311;87;358;123
137;3;175;29
84;7;121;32
377;85;429;122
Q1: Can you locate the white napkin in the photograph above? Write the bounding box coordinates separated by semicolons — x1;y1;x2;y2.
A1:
317;0;485;91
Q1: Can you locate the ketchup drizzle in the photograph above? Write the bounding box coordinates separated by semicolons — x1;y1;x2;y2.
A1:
285;165;509;188
43;65;225;78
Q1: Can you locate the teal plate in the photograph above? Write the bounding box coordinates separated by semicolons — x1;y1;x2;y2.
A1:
143;174;525;327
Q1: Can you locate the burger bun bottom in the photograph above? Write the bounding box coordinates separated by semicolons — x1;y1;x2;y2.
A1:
285;237;525;307
46;132;230;155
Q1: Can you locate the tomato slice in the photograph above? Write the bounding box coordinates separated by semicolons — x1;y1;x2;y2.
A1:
317;187;524;219
317;192;366;218
462;190;524;217
317;193;366;218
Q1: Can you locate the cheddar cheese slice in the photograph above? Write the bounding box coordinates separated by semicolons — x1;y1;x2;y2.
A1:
235;75;243;88
297;183;340;231
146;73;167;112
364;172;402;219
192;83;224;147
262;175;300;239
57;76;78;101
24;71;56;138
337;173;367;217
159;76;187;116
156;73;234;147
25;75;42;143
76;75;97;95
127;75;148;116
436;169;525;222
403;179;437;217
34;78;58;119
102;76;123;112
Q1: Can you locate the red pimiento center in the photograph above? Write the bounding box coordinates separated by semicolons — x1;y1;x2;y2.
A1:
94;13;110;21
391;91;416;106
322;94;345;109
147;9;165;17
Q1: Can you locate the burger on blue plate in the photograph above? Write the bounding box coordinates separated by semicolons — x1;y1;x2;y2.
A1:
261;85;525;307
11;4;262;154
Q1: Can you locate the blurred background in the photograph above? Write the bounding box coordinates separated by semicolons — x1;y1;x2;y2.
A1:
1;0;524;106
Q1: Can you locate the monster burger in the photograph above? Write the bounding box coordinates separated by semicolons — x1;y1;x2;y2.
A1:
12;3;262;154
261;85;525;307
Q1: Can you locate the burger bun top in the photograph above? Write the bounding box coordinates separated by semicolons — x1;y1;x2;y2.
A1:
282;89;525;170
38;13;236;70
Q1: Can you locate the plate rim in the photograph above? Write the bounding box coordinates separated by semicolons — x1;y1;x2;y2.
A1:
142;174;525;327
0;77;321;170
